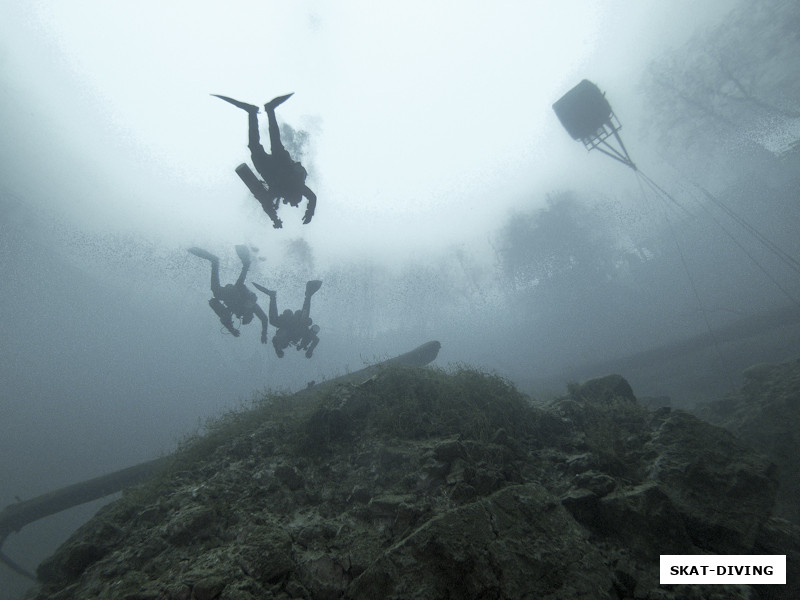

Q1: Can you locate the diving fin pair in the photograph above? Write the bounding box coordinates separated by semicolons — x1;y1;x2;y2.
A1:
212;93;294;113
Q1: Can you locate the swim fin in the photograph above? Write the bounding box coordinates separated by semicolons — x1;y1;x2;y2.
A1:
211;94;259;113
235;244;251;266
188;247;218;262
252;282;274;296
264;93;294;111
305;280;322;296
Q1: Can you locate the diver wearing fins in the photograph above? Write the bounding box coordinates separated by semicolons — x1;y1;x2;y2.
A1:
212;93;316;228
188;245;269;343
253;280;322;358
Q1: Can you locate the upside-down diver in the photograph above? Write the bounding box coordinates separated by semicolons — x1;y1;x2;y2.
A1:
188;244;269;343
213;93;316;228
253;280;322;358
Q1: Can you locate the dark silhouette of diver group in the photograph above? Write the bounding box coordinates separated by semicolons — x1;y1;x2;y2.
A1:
188;93;321;359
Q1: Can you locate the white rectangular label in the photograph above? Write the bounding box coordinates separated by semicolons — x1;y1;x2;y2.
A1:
660;555;786;584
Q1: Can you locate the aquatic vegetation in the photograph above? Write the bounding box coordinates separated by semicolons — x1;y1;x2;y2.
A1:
30;366;796;600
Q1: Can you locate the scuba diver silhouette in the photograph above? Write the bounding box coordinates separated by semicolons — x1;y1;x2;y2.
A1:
188;245;269;343
212;93;316;228
253;280;322;358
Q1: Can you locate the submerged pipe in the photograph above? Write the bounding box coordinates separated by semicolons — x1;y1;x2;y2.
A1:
0;340;442;580
0;457;171;580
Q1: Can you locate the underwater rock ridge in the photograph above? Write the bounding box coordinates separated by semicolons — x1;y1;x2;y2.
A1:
694;357;800;526
25;368;799;599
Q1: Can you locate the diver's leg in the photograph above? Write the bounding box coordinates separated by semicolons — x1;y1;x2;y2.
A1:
252;282;279;323
235;245;251;286
211;95;259;138
187;248;222;296
246;109;264;155
221;97;272;179
211;94;263;151
266;291;279;324
301;280;322;319
253;304;269;344
263;93;292;153
210;258;222;297
211;95;278;186
264;106;285;154
238;105;280;187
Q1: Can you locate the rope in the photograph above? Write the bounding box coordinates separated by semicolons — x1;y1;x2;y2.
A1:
637;171;800;308
634;171;733;383
692;182;800;277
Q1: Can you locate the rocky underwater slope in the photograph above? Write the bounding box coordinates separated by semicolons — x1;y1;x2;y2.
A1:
694;357;800;527
27;364;800;600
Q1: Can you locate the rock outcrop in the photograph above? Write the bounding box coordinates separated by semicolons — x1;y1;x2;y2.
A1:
695;357;800;525
27;367;797;599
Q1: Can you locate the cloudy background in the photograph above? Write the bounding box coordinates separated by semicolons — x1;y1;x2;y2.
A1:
3;0;800;595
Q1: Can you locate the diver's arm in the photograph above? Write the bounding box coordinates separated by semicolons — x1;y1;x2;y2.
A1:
302;186;316;225
305;332;319;358
219;315;239;337
259;192;283;229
